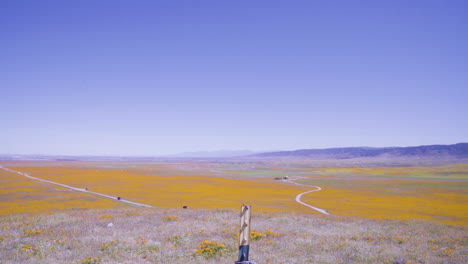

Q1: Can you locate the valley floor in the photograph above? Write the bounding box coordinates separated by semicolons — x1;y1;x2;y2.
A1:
0;161;466;263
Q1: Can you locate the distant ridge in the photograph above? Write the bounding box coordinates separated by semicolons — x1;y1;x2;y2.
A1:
2;144;467;162
250;143;468;159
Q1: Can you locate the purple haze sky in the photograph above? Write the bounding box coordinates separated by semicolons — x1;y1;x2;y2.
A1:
1;0;467;156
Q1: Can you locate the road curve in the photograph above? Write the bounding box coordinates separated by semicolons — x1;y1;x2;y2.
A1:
284;178;330;215
295;187;330;215
0;166;152;208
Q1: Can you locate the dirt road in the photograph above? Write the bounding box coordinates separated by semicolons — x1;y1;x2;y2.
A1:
0;166;152;208
284;177;330;215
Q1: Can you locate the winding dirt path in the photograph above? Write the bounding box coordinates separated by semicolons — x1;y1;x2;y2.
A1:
284;177;330;215
0;166;152;208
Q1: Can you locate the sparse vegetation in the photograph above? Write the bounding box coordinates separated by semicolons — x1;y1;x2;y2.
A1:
194;240;228;259
80;257;99;264
162;215;178;222
99;215;113;220
250;231;266;241
0;208;466;264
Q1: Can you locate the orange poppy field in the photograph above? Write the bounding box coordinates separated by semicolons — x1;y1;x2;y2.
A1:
1;161;466;226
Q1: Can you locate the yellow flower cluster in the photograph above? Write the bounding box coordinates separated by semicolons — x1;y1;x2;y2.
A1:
54;239;67;245
195;240;227;259
81;257;99;264
168;235;182;244
125;212;140;216
441;248;455;255
393;236;408;244
19;222;32;228
101;240;118;251
101;243;110;251
23;228;44;237
250;231;266;241
21;244;38;252
136;236;148;245
264;230;284;237
99;215;113;220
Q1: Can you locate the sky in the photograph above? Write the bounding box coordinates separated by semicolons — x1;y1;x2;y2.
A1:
1;0;467;156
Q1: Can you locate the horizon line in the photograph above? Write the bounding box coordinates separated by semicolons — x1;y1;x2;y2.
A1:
1;142;466;158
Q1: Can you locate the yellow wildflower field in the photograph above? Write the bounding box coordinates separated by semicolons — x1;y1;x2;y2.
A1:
0;168;118;215
302;185;467;225
293;167;468;226
1;161;466;226
1;162;310;215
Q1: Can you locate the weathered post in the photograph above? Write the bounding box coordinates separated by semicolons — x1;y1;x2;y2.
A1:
235;205;256;264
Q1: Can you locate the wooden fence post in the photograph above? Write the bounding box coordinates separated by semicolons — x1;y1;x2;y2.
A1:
235;205;256;264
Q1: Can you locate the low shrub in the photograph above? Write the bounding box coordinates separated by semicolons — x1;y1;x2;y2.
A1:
194;240;228;259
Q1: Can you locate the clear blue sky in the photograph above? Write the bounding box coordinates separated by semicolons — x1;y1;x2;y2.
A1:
1;0;467;156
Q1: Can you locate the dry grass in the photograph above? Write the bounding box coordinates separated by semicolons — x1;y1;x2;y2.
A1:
0;208;466;264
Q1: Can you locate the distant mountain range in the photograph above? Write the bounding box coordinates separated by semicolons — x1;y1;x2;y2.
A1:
250;143;468;159
1;143;467;161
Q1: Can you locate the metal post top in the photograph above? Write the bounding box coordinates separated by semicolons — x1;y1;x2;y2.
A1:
235;261;257;264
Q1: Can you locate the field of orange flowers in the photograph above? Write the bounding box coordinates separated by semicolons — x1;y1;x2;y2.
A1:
0;167;118;215
1;161;466;226
294;166;468;226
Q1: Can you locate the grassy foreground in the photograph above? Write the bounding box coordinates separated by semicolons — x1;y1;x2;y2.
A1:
1;208;466;264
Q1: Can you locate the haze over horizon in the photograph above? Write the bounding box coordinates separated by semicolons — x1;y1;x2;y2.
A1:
2;0;467;156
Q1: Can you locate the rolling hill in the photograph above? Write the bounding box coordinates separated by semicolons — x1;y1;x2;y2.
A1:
250;143;468;159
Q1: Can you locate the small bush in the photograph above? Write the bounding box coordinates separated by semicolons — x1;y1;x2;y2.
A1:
136;236;148;245
250;231;265;241
265;230;284;237
101;242;110;251
23;228;43;237
81;257;99;264
99;215;113;220
168;235;186;246
54;239;67;245
21;244;38;254
162;216;178;222
125;212;140;216
138;244;160;254
195;240;227;259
